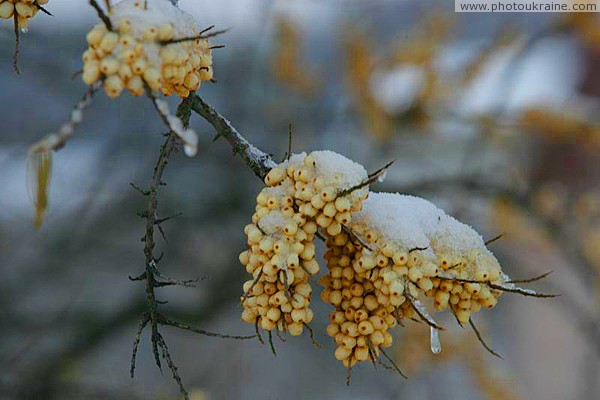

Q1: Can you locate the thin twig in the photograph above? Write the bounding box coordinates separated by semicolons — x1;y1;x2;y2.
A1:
303;323;321;348
366;339;378;368
405;288;444;330
199;25;215;35
275;330;287;342
287;122;293;161
367;159;396;179
88;0;113;31
274;270;287;299
507;270;553;284
450;306;465;328
469;318;503;359
130;313;150;378
315;231;327;243
484;233;504;246
71;69;84;80
346;348;356;386
408;246;428;253
255;321;264;344
36;4;54;16
487;282;559;298
157;333;188;400
13;13;20;74
159;28;231;45
155;212;184;225
380;348;408;379
30;82;101;153
435;275;559;298
240;268;263;304
268;331;277;356
153;277;203;288
342;225;372;251
339;159;395;197
130;182;150;196
160;316;256;340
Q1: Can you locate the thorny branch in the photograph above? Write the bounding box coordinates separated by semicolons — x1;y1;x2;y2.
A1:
129;96;255;400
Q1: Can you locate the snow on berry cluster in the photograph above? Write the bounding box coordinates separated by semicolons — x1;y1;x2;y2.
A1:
0;0;48;30
82;0;213;98
240;150;527;369
239;151;369;337
350;193;505;323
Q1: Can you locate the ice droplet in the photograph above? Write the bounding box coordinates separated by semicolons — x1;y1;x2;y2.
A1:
20;28;29;34
377;170;387;183
430;327;441;354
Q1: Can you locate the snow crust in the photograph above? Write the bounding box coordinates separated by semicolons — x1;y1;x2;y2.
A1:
257;210;290;236
353;192;498;270
311;150;368;191
109;0;201;66
111;0;199;36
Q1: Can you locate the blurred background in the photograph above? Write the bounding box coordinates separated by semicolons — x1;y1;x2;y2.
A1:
1;0;599;399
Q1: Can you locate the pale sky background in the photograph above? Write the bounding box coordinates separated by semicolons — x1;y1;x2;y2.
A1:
32;0;265;32
25;0;347;34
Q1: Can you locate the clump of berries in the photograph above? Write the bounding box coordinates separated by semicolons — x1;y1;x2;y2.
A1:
82;0;213;98
427;221;505;324
349;193;505;327
320;232;396;367
239;151;552;374
240;151;369;337
0;0;49;30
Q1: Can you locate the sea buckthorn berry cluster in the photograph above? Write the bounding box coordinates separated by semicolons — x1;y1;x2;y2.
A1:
240;151;370;337
0;0;49;31
352;193;505;326
426;226;504;324
320;233;396;367
351;228;439;309
283;152;369;237
319;206;441;366
82;0;213;98
239;152;544;371
240;178;320;336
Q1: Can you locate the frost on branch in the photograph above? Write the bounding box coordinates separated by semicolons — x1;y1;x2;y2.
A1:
83;0;214;98
150;96;198;156
239;150;552;376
